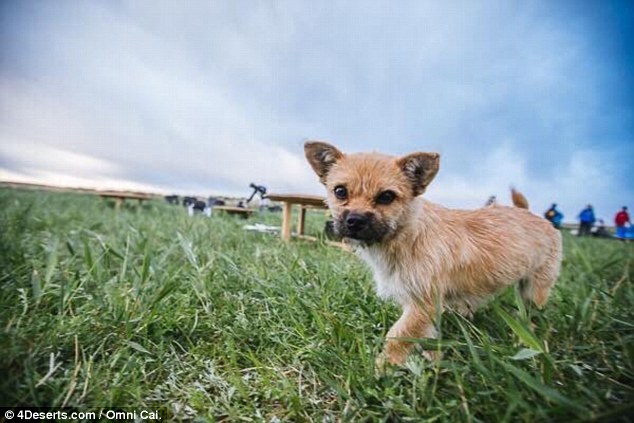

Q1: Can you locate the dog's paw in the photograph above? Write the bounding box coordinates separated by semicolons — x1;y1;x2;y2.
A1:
421;349;441;362
375;352;402;375
375;348;410;372
375;353;390;374
376;348;440;375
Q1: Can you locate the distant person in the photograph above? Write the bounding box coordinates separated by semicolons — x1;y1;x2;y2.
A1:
544;203;564;229
259;197;270;212
577;205;596;237
614;206;631;241
207;197;225;207
592;219;611;238
164;195;179;205
484;195;497;207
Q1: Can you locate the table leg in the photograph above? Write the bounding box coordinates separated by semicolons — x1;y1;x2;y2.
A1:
115;198;123;210
281;202;292;241
297;206;306;236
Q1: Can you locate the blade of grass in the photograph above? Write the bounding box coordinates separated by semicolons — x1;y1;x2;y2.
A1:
495;306;543;352
495;357;587;414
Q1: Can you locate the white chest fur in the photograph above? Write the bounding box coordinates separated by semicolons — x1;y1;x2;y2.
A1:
357;247;416;305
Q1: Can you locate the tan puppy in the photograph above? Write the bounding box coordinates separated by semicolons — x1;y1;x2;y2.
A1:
304;141;562;366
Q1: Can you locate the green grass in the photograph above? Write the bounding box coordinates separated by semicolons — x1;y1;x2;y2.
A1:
1;188;632;422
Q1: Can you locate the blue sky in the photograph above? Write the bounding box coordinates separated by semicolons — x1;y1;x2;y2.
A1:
1;0;632;221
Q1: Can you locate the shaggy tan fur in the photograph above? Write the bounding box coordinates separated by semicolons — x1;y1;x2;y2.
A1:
305;141;562;367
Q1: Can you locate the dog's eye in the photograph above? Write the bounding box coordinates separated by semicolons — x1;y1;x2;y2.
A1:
334;186;348;200
376;190;396;205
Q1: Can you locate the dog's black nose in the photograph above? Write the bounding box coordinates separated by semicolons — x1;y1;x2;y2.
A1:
345;213;368;232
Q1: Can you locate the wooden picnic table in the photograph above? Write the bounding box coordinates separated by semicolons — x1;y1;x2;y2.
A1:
213;205;255;218
265;193;328;241
98;191;153;210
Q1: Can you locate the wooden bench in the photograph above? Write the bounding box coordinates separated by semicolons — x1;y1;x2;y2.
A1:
265;194;327;241
266;194;351;251
98;191;153;210
213;205;255;218
265;193;348;250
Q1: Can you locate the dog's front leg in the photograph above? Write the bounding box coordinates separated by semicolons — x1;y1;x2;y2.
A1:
378;304;436;367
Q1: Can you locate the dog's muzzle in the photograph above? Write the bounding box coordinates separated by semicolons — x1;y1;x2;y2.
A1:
335;211;390;244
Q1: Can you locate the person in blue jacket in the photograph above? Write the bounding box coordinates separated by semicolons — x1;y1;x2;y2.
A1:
544;204;564;229
577;204;596;236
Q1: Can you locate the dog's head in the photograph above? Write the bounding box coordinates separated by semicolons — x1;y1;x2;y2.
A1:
304;141;439;244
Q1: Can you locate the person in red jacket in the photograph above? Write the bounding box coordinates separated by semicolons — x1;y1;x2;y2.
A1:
615;206;630;240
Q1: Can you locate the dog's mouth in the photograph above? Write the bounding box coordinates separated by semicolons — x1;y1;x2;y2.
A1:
334;214;392;245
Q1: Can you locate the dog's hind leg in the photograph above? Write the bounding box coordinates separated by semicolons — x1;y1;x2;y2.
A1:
521;256;561;308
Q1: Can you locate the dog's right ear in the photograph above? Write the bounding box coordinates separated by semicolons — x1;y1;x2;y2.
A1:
304;141;344;184
397;152;440;196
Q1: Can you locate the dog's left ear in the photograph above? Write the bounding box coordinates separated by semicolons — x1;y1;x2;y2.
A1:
397;152;440;196
304;141;344;184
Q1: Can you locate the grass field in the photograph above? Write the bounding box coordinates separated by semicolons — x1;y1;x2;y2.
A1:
1;188;632;422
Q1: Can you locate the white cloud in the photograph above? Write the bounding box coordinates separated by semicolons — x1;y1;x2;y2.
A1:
0;141;118;177
427;144;526;206
0;168;166;194
426;145;624;223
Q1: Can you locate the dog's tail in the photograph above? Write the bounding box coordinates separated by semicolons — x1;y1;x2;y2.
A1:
511;186;529;209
